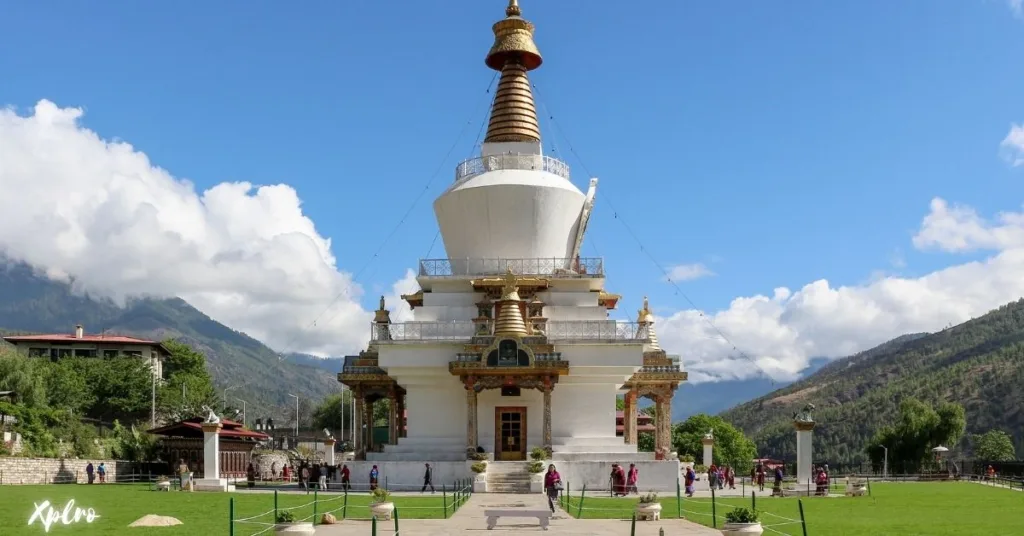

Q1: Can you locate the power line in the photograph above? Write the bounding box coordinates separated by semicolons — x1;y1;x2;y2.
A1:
276;74;499;359
531;81;770;381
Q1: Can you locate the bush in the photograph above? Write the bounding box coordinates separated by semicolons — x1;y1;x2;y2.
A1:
471;462;488;473
694;464;708;474
371;487;391;503
469;452;489;461
527;461;545;473
530;447;547;461
678;454;695;463
276;511;296;523
638;492;658;504
724;507;759;524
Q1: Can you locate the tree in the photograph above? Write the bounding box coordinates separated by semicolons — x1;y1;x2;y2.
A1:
973;430;1016;461
40;358;96;414
866;398;967;469
672;414;757;472
0;346;47;407
157;341;218;421
312;392;353;435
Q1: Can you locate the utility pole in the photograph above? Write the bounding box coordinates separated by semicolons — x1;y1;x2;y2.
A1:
237;399;247;428
150;369;157;427
288;393;299;438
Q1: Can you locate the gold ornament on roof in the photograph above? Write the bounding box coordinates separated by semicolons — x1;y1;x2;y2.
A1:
500;268;522;301
636;295;661;350
484;0;542;143
373;295;392;324
493;269;528;336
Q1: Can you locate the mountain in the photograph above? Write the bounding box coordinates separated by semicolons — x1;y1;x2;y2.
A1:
0;262;343;422
719;300;1024;464
674;358;830;422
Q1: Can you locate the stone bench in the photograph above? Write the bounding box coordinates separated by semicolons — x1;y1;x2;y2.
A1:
485;509;551;531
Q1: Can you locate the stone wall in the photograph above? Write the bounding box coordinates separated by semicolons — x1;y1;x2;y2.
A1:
0;458;140;485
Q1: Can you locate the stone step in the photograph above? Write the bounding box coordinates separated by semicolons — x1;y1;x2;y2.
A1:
487;476;532;483
487;484;531;493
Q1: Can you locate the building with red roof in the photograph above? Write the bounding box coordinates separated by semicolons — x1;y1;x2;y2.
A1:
148;417;270;478
2;324;170;378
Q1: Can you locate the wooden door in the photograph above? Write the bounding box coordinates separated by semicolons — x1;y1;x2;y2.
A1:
495;407;527;461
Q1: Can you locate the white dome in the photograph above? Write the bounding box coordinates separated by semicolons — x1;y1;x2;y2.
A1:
433;165;585;264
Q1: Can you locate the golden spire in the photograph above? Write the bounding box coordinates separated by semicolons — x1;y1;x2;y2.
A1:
494;269;529;336
636;296;660;350
484;0;542;143
373;295;391;324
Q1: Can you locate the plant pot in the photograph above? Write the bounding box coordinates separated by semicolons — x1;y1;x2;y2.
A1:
635;502;662;521
370;502;394;521
274;522;315;535
720;522;764;535
156;480;171;491
474;472;487;482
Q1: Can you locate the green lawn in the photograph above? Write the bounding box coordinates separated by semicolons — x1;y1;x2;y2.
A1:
564;482;1024;536
0;483;465;535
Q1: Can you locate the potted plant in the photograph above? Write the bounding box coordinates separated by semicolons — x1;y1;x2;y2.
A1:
634;492;661;521
274;511;314;535
154;475;172;491
471;462;488;480
721;507;763;535
369;487;395;520
530;447;548;461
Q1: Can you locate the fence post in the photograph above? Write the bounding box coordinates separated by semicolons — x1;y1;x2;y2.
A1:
229;497;235;536
564;481;570;510
711;486;717;528
443;485;448;519
630;512;636;536
752;490;756;511
577;484;587;519
798;499;808;536
342;489;348;520
867;477;872;497
313;490;318;525
371;515;377;536
274;489;279;524
394;506;400;532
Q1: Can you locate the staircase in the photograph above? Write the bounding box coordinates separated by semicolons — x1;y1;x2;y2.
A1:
486;461;533;493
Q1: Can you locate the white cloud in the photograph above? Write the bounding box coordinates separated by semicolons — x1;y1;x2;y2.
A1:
1000;124;1024;166
0;100;393;357
655;197;1024;383
665;263;714;282
1010;0;1024;19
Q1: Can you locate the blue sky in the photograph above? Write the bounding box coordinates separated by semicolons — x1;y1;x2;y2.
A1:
2;0;1023;379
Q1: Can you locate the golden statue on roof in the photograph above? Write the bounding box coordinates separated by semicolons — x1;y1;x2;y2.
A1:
500;268;522;301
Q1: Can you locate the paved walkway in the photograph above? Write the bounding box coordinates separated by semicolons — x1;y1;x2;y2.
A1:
313;493;718;535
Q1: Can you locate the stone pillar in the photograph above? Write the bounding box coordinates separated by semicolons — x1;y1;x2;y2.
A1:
194;422;228;491
624;390;638;445
466;387;478;450
364;399;375;453
661;390;675;458
654;396;666;460
323;438;336;466
542;387;553;453
702;436;714;467
354;395;365;459
795;421;815;488
396;394;406;438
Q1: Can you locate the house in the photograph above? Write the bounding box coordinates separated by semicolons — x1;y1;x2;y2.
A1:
2;324;170;378
148;417;269;478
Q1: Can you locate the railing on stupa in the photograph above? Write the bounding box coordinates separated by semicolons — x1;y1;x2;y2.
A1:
418;257;604;278
454;153;571;183
371;320;647;343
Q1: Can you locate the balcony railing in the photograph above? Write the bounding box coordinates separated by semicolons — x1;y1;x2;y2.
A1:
340;365;387;375
418;257;604;278
454;154;570;183
371;321;647;343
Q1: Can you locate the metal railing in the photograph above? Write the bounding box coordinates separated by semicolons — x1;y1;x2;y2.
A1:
454;153;571;183
418;257;604;278
372;321;646;343
340;366;387;375
640;365;682;373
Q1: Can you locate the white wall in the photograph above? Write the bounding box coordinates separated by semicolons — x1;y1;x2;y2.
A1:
551;384;618;438
336;461;473;492
403;381;467;439
544;306;608;321
554;461;681;493
558;345;644;368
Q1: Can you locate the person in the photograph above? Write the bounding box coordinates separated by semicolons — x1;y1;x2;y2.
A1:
369;465;379;491
626;463;639;494
246;462;256;489
772;466;784;497
300;464;309;490
727;465;735;489
708;464;717;489
544;464;562;513
717;467;725;490
283;463;292;482
97;462;106;483
271;461;278;481
610;463;626;496
756;464;765;492
340;464;351;491
177;459;190;492
422;463;435;493
85;462;95;485
319;464;328;490
684;465;696;497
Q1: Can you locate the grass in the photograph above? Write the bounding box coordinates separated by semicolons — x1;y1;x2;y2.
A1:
0;483;465;535
563;482;1024;535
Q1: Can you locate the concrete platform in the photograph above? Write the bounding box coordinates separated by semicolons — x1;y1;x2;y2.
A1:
313;493;718;535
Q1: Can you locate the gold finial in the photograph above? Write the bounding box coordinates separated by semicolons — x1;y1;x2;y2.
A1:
636;295;654;324
379;295;386;310
506;0;521;17
636;295;661;350
500;268;521;301
484;0;542;143
494;269;528;336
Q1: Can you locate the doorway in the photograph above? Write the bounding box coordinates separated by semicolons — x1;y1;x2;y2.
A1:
495;407;527;461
